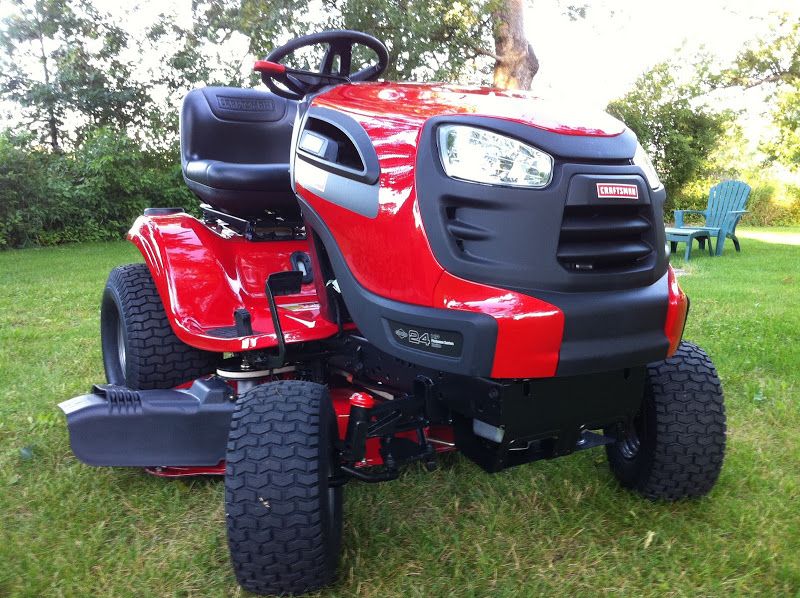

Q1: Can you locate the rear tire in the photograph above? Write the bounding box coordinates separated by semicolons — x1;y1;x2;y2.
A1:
606;341;726;500
225;380;343;596
101;263;219;390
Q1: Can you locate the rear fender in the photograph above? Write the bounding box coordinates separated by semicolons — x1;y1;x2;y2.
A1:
127;212;338;353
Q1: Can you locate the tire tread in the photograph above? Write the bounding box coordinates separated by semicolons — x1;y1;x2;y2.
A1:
608;341;726;500
104;263;218;389
225;380;340;596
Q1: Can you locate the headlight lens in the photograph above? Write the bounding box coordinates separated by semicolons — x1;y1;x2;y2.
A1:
438;125;553;188
633;143;663;190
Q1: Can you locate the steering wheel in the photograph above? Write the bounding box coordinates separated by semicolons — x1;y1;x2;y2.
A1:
255;30;389;100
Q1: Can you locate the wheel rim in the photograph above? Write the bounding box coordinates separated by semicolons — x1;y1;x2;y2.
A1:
116;315;126;374
618;430;641;459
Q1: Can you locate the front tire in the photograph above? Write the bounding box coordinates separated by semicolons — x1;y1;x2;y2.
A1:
100;263;219;390
225;380;343;595
606;341;726;500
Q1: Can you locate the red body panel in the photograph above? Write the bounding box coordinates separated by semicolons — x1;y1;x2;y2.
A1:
296;83;590;377
432;272;564;379
313;83;626;137
297;181;444;306
664;265;689;357
128;213;339;352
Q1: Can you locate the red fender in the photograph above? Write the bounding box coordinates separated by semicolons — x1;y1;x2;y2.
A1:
127;212;339;353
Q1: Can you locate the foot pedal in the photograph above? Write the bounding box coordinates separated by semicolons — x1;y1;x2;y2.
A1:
267;271;303;296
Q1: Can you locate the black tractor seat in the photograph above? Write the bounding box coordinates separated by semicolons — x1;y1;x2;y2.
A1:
184;161;290;192
181;86;300;219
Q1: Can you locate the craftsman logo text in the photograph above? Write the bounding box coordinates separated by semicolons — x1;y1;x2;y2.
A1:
596;183;639;199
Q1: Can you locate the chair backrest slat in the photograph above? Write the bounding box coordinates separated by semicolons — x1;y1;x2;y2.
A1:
705;180;751;229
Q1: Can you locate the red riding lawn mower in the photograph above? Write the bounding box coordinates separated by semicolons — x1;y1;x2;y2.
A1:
60;30;726;595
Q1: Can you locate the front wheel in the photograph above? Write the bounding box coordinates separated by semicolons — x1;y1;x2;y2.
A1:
225;380;343;595
606;341;726;500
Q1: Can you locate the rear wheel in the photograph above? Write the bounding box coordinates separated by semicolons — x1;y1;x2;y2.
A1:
225;380;343;595
101;263;219;390
606;341;726;500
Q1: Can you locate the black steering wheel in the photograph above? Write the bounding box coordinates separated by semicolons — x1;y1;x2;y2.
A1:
255;30;389;100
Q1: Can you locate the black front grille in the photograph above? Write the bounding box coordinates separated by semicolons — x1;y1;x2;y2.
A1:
557;205;654;272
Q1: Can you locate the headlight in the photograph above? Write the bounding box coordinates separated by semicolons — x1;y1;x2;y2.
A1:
633;143;662;190
438;125;553;188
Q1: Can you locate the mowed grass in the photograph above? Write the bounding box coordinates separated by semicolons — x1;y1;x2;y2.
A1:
0;228;798;597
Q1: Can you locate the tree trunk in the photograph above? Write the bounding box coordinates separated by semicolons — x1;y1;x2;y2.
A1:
47;115;59;152
35;15;60;152
492;0;538;90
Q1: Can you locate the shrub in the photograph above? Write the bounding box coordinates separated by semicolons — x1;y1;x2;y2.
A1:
0;129;200;248
668;173;800;227
738;173;800;227
0;134;52;247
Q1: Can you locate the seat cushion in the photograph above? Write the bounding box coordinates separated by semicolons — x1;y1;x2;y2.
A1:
184;160;291;192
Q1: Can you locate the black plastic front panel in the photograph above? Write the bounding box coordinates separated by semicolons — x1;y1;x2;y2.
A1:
538;273;670;376
416;115;668;294
416;115;671;376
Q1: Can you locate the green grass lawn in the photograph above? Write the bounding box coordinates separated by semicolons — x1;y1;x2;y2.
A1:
1;228;798;597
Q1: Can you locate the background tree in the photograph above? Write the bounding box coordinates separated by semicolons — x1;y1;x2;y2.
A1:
331;0;494;82
766;89;800;169
0;0;150;151
177;0;549;88
721;15;800;170
607;61;731;201
490;0;538;88
671;14;800;172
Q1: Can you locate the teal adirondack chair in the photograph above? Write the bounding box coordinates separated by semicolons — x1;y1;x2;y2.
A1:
668;180;751;257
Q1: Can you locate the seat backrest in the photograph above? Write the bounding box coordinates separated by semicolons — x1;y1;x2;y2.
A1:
180;86;297;170
705;180;751;228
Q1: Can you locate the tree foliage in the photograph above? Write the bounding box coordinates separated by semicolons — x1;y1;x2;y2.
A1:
178;0;496;83
766;88;800;168
607;62;731;200
0;0;150;150
331;0;495;81
718;14;799;90
687;14;800;171
176;0;548;87
722;15;800;170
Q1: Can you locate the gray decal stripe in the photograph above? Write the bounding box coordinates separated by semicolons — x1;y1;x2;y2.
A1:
295;158;379;219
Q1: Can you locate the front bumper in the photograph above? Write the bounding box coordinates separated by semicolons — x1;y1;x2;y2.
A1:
441;366;647;472
304;202;670;380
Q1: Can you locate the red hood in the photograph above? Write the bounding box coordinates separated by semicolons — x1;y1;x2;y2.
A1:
313;82;626;137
